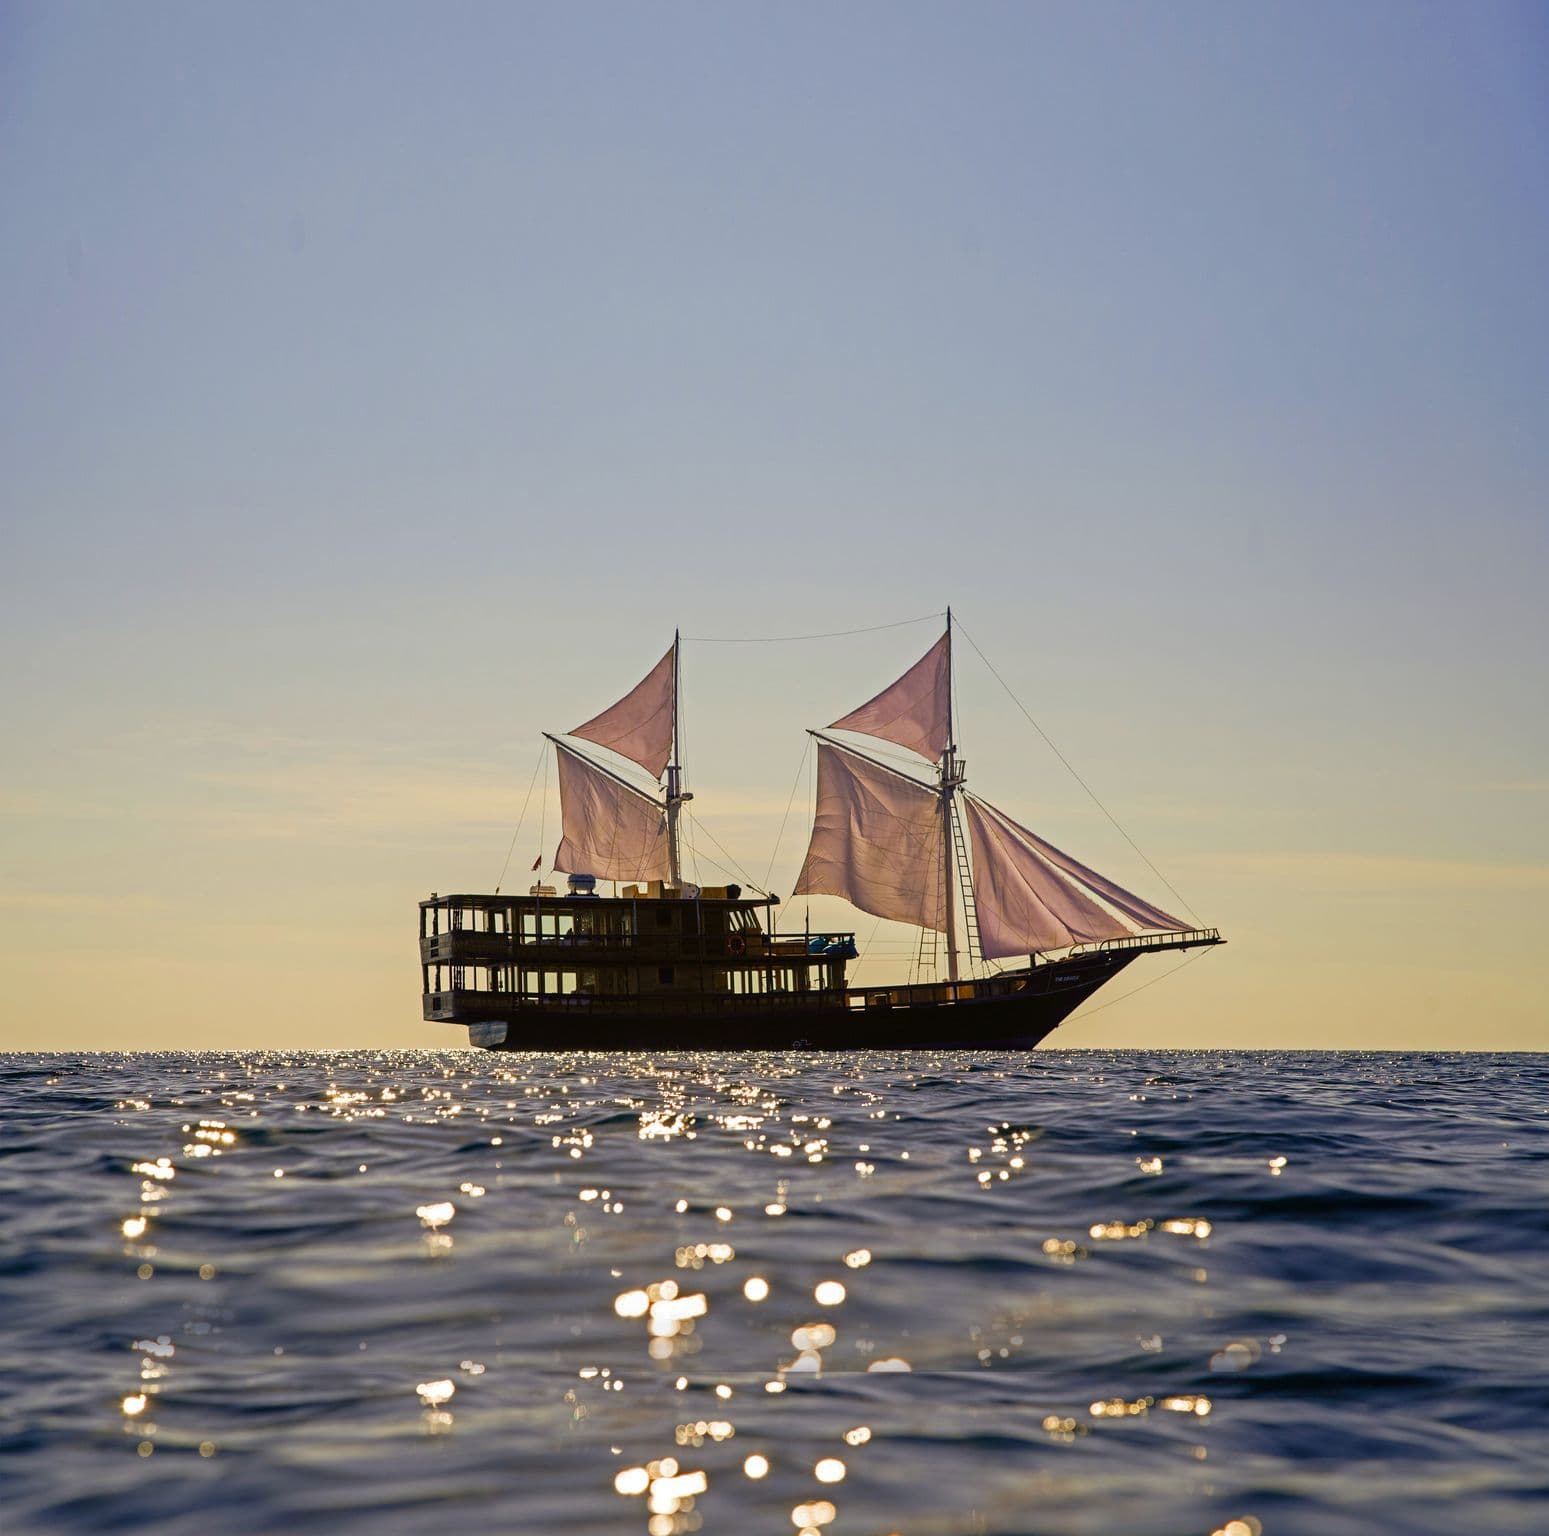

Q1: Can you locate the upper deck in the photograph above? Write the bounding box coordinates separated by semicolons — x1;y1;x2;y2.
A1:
418;881;858;1025
418;882;854;965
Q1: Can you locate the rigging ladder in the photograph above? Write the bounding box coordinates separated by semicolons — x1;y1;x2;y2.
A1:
951;798;982;971
916;800;983;979
915;918;938;978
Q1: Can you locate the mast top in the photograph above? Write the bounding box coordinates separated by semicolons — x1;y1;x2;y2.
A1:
568;640;676;780
826;626;953;765
945;606;956;756
671;628;681;774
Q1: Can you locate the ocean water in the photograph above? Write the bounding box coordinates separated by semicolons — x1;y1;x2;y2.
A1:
1;1051;1545;1535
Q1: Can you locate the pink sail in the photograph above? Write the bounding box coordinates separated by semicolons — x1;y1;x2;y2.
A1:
963;793;1185;958
571;643;675;779
552;743;671;884
830;632;951;764
793;741;946;932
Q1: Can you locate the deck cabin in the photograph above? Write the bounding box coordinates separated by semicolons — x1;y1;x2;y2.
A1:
420;878;857;1028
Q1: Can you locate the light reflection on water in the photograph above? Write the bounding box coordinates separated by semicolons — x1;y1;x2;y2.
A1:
1;1049;1547;1536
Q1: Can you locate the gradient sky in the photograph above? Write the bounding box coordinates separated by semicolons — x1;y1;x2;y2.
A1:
3;1;1546;1051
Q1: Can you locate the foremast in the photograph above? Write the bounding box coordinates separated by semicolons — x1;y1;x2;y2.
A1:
939;607;963;982
549;635;687;890
664;629;692;889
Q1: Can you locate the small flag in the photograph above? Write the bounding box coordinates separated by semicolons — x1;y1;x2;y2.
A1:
531;855;542;871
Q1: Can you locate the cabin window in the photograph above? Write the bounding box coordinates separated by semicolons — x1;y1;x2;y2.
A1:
658;966;675;985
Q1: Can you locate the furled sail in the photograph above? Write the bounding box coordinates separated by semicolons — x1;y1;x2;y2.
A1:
570;643;675;779
962;794;1185;959
829;631;951;764
552;741;671;884
793;740;946;932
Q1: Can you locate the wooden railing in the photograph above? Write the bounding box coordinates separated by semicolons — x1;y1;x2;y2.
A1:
422;929;855;963
1065;927;1222;958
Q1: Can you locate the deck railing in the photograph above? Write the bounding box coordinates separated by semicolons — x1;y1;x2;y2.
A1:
422;929;855;960
842;972;1035;1011
1065;927;1222;958
426;986;852;1016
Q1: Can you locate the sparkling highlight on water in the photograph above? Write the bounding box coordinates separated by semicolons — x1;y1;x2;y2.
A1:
1;1048;1536;1536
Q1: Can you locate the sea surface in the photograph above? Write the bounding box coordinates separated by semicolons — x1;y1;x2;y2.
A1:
1;1051;1545;1535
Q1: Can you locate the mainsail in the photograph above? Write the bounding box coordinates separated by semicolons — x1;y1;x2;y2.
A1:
570;643;676;779
550;740;671;884
793;740;947;932
829;631;951;764
962;794;1182;958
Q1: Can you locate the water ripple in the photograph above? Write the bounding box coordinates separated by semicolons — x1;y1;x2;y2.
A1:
1;1049;1546;1535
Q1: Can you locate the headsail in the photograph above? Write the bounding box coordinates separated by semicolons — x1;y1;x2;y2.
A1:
829;631;951;764
962;793;1185;959
793;739;947;932
551;739;671;884
570;643;676;779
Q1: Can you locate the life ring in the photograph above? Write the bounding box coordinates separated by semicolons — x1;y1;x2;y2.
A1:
727;933;747;956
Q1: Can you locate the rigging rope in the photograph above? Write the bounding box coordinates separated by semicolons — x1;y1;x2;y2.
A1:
686;807;767;894
682;808;760;891
953;615;1203;927
820;731;938;780
762;736;813;895
683;612;944;644
537;748;550;878
1064;941;1220;1023
680;807;700;888
494;741;548;894
847;911;889;983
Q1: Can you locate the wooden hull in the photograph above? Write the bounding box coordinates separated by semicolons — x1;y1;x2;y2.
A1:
452;952;1140;1051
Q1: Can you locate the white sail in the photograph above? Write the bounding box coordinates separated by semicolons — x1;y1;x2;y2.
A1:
571;643;675;779
552;741;671;884
963;793;1185;959
829;631;951;764
793;740;946;932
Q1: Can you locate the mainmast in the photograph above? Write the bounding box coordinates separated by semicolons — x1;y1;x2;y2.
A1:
940;606;963;983
665;629;692;890
794;615;1198;973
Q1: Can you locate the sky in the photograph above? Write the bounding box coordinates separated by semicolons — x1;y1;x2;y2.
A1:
2;1;1546;1051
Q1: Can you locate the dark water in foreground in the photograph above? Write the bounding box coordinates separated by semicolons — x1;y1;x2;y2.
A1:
2;1051;1546;1535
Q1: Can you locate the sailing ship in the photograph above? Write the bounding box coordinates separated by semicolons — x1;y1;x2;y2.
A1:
418;615;1221;1050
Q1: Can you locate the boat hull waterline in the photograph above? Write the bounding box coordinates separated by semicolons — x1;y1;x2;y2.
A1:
448;952;1141;1051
